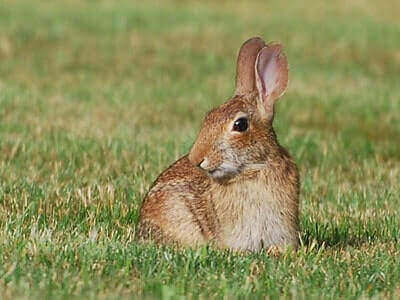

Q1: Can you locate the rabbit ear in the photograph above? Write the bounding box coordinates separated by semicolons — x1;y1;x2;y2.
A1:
235;37;266;96
255;43;288;119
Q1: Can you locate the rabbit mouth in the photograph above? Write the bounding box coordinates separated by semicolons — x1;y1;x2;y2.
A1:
207;163;240;180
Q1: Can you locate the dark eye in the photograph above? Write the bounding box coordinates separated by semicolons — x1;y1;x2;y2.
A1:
232;117;248;132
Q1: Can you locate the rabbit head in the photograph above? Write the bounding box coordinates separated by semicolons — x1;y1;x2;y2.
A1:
188;37;289;181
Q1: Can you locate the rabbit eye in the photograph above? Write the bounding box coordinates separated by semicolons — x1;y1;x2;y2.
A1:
232;117;248;132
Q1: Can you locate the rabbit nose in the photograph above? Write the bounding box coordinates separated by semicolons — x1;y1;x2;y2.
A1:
196;158;204;168
199;158;209;169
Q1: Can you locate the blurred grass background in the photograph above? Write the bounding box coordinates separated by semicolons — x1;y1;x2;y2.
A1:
0;0;399;298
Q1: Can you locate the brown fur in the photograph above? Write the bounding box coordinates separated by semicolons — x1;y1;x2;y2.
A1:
137;37;300;251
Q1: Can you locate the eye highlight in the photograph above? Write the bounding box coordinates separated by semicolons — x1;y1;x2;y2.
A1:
232;117;248;132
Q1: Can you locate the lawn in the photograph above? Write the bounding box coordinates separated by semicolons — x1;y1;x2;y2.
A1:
0;0;399;298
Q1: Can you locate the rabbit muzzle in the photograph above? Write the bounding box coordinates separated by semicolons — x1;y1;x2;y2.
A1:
193;156;240;180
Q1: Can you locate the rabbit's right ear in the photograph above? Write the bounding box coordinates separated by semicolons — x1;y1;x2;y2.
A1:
235;37;266;96
255;44;288;120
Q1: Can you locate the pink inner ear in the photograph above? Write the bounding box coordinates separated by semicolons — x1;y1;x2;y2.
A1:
256;44;288;104
259;52;279;98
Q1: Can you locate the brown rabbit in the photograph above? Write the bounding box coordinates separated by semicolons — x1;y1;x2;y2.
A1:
138;37;300;251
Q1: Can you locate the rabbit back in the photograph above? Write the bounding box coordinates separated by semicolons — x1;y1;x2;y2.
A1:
138;156;217;246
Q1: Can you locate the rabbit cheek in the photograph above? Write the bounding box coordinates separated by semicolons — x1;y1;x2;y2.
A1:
205;138;241;180
226;132;252;163
202;150;223;171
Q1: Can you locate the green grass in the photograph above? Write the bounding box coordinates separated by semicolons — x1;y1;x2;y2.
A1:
0;0;399;298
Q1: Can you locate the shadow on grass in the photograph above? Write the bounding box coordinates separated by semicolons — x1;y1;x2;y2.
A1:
300;216;399;249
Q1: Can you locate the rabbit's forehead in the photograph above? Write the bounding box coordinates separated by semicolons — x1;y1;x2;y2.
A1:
204;98;251;125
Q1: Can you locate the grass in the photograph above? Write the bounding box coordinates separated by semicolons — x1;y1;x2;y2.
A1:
0;0;399;298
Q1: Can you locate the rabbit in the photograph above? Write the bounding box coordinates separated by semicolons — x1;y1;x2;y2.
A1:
137;37;300;251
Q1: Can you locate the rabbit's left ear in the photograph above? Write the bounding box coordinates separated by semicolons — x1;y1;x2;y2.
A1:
255;44;288;119
235;37;266;96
